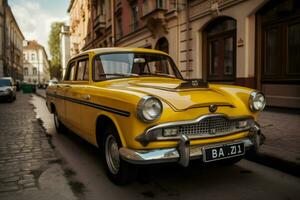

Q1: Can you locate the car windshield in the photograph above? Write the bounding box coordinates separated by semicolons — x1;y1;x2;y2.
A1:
0;79;11;87
93;53;182;81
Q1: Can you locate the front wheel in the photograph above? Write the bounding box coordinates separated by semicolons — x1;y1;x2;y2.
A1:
102;127;136;185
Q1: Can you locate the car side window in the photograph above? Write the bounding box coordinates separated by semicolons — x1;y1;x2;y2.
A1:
65;62;76;81
83;60;89;81
76;59;89;81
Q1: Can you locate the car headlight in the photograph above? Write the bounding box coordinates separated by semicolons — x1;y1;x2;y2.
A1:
137;96;163;122
249;91;266;112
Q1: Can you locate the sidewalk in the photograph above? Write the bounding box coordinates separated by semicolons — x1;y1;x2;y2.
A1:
35;89;300;175
255;108;300;176
36;89;46;99
0;92;76;200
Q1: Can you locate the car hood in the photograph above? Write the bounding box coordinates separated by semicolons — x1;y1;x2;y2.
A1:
105;78;235;111
0;86;11;91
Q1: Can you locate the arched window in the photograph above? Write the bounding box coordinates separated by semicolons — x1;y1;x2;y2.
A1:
33;68;37;75
24;67;28;76
155;37;169;53
204;17;236;81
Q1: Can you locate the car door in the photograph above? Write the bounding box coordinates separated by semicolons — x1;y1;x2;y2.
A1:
74;57;94;142
54;61;76;125
61;59;81;133
64;56;90;139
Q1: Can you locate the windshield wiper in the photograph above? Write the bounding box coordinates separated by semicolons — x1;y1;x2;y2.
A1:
139;73;177;78
97;73;139;77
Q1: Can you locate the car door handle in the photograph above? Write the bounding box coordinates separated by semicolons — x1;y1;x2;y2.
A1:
64;85;72;88
81;94;90;100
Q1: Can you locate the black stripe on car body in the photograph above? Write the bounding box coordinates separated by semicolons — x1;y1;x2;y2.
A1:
46;92;131;117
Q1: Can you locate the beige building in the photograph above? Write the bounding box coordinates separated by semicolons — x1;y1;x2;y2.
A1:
60;25;71;77
0;0;24;80
68;0;113;57
69;0;300;108
23;40;50;85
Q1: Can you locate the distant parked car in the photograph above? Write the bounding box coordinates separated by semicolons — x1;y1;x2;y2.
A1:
0;77;16;102
48;80;58;86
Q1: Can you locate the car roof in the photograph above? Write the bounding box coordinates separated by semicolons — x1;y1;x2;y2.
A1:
71;47;169;60
0;77;12;80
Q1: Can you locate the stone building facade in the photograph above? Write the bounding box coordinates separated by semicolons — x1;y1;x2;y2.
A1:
68;0;300;108
60;25;71;77
68;0;113;57
0;0;24;81
23;40;50;85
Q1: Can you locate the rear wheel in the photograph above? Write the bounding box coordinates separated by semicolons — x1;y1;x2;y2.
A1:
54;110;65;134
102;126;136;185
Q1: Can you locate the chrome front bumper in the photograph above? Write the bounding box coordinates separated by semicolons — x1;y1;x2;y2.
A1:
119;128;263;166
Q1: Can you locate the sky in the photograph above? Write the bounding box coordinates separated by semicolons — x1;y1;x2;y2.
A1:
9;0;69;57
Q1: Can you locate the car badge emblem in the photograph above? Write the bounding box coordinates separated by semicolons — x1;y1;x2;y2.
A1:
210;128;216;134
209;104;217;113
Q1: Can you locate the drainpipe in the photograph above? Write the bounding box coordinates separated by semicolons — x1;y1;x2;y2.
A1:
3;0;7;76
176;0;180;67
36;49;40;86
111;0;115;47
185;0;190;79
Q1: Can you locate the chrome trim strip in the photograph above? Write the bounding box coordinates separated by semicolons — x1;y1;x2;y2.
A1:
119;138;254;165
119;148;179;164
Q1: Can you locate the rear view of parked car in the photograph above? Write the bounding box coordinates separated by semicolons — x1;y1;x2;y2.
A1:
0;77;16;102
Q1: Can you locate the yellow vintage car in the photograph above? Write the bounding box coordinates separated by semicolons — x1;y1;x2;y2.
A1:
46;47;266;184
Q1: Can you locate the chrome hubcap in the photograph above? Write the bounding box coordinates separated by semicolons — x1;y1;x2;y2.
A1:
105;135;120;175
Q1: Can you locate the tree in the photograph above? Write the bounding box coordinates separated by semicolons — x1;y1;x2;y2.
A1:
48;22;65;80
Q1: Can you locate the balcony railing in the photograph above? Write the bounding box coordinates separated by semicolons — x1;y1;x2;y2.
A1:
142;0;167;17
93;15;106;29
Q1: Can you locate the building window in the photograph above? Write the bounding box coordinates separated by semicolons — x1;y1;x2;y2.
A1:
33;68;37;75
31;53;35;61
156;0;163;9
261;6;300;82
130;3;139;32
95;0;104;16
116;15;123;40
24;68;28;76
155;37;169;53
204;17;236;81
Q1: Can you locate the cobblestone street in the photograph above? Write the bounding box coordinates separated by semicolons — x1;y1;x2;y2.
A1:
0;93;76;200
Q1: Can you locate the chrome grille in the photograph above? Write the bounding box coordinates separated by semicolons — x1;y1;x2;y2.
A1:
178;116;236;137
